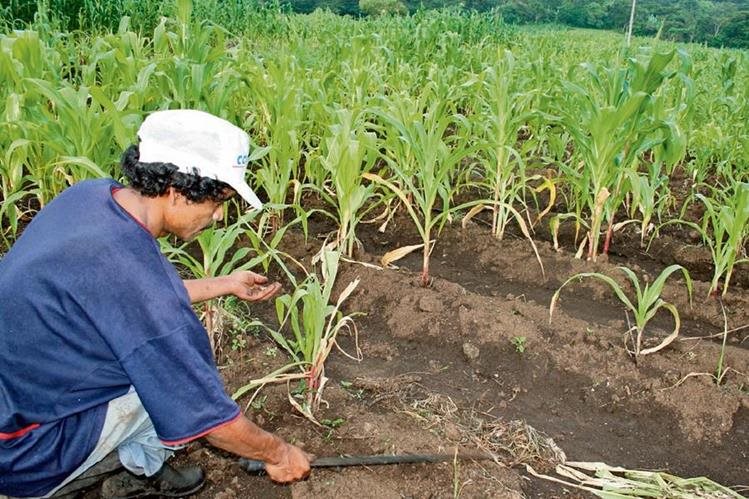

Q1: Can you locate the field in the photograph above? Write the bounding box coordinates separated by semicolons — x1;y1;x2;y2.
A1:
1;0;748;497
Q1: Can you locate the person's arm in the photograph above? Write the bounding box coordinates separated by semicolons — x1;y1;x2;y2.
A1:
182;270;282;304
205;415;312;483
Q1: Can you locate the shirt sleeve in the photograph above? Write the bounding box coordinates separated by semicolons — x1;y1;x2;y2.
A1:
118;320;240;444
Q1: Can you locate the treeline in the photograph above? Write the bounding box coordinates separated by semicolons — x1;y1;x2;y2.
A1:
307;0;749;48
479;0;749;49
2;0;748;49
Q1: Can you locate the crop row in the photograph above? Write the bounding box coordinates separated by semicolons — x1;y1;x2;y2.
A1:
2;4;746;281
1;2;747;413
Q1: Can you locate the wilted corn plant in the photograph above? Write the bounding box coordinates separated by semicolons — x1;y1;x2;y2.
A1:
557;47;690;261
666;182;749;297
550;265;692;361
365;82;473;286
312;107;379;257
529;461;744;498
234;249;360;423
160;213;260;353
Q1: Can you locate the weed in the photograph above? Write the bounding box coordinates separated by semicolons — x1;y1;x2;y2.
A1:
511;336;527;353
230;334;247;351
250;394;268;412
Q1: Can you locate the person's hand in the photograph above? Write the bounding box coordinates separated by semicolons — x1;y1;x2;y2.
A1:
228;270;282;302
264;443;314;483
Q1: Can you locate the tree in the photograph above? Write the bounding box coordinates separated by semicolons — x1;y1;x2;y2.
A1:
715;8;749;48
359;0;407;15
499;0;555;24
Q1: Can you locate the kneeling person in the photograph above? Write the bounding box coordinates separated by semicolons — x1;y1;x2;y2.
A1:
0;110;311;498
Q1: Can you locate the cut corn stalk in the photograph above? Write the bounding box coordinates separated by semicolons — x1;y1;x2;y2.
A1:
527;461;745;499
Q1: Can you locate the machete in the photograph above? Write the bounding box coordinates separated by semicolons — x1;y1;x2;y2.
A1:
239;452;493;473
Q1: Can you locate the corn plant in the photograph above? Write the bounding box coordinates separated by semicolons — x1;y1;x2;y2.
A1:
236;249;360;423
5;78;120;206
665;182;749;297
243;208;309;277
550;265;693;360
159;213;261;352
471;51;535;238
150;0;241;113
365;84;473;286
241;53;308;231
311;107;380;257
460;50;546;276
558;47;690;261
0;134;36;247
624;159;672;247
686;53;748;185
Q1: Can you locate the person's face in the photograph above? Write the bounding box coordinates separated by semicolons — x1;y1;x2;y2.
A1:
164;189;228;240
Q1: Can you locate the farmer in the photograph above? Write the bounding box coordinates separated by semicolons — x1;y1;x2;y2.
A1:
0;110;311;498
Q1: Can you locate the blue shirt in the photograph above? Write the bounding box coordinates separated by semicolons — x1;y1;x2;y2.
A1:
0;179;240;496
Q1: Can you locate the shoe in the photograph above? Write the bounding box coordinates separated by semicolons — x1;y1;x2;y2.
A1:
99;463;205;498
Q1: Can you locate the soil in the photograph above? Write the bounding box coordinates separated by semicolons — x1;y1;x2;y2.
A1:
78;210;748;498
164;210;748;499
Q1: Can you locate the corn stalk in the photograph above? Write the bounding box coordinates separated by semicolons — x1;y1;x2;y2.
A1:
550;265;692;360
314;107;380;257
559;48;691;261
245;249;361;423
366;83;472;286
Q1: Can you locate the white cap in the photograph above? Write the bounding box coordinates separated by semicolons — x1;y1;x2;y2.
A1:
137;110;263;210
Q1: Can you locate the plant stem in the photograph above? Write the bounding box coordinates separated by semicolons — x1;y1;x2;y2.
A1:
715;298;728;384
421;244;430;287
603;218;614;255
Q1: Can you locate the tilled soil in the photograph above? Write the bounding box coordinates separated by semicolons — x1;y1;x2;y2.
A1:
181;215;748;499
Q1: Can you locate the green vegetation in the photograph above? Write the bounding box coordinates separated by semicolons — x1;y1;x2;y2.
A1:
510;336;527;353
159;212;259;350
3;0;748;49
665;182;749;297
556;47;690;261
235;249;361;422
550;265;693;360
1;0;747;415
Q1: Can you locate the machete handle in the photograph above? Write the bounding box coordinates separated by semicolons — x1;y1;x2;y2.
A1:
238;458;266;473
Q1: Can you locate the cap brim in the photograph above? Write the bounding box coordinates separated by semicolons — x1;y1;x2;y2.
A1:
231;181;264;210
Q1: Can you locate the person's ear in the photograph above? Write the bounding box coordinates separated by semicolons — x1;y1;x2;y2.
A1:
167;187;180;206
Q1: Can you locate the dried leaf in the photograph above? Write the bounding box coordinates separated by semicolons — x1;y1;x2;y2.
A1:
381;243;425;267
461;204;487;228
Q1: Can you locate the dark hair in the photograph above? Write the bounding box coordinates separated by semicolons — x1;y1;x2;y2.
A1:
120;144;234;203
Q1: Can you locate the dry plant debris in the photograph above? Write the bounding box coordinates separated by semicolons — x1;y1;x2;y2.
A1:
353;375;566;472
